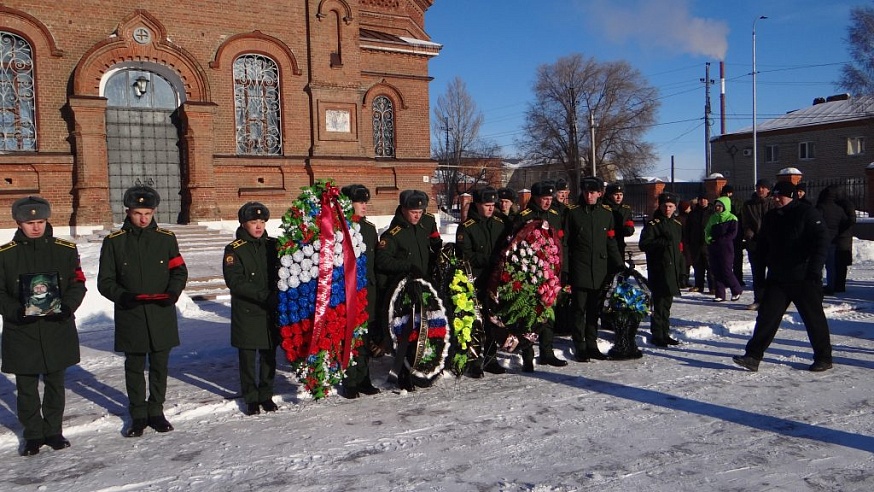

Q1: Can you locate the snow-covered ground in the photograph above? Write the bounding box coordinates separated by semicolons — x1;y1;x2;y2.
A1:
1;234;873;491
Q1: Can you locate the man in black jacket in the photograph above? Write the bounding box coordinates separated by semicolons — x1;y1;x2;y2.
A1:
741;179;776;309
733;181;833;372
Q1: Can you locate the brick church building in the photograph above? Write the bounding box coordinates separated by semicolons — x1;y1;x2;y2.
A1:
0;0;438;229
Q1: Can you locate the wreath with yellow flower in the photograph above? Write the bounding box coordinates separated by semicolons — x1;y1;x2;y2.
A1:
446;267;483;376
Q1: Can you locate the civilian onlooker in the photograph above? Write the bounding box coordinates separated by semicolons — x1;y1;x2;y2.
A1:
720;184;746;287
704;197;743;302
815;185;850;295
741;179;776;310
684;194;713;293
833;187;856;293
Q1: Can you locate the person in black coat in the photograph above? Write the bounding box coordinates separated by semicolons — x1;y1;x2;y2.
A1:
733;181;833;372
741;180;777;309
683;195;713;293
815;186;849;295
832;187;856;293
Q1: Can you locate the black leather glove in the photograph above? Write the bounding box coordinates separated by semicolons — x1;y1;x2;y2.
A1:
157;291;180;307
15;307;38;324
406;278;424;303
119;292;140;309
45;304;73;322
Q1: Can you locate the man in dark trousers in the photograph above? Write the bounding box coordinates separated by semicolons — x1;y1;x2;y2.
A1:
684;194;713;293
733;181;833;372
512;181;567;371
741;179;776;310
339;185;382;398
455;186;508;376
98;186;188;437
639;192;685;347
222;202;280;415
564;177;623;362
0;196;87;456
603;183;635;259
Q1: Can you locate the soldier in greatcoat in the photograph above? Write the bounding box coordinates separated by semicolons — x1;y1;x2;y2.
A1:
639;192;685;347
339;185;381;398
563;177;623;362
0;196;86;456
455;187;509;377
222;202;280;415
98;186;188;437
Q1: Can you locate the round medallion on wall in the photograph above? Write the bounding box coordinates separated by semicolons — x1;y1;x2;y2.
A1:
133;27;152;45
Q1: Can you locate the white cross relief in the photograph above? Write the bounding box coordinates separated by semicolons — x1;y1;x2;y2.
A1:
133;27;151;45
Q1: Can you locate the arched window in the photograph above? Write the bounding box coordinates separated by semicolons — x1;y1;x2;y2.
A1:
233;54;281;155
372;95;394;157
0;31;36;151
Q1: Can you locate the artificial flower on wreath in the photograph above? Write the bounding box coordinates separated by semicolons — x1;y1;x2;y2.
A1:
387;277;450;380
276;179;368;400
603;269;652;321
490;219;563;332
446;266;483;376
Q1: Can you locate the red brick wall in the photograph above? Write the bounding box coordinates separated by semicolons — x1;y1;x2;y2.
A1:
0;0;437;228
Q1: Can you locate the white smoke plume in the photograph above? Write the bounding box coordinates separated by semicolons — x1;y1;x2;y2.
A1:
585;0;729;60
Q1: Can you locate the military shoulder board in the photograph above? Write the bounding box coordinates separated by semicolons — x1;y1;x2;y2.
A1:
520;209;532;216
231;239;247;249
568;204;579;210
425;212;435;218
55;238;76;249
602;204;612;211
672;218;683;225
492;216;504;223
107;229;126;239
463;219;476;227
649;218;661;225
621;204;632;209
0;241;17;253
362;218;374;227
548;209;558;215
156;228;176;236
389;225;402;236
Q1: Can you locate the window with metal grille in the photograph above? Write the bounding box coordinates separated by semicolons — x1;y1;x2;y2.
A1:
0;31;36;151
372;95;395;157
233;54;282;155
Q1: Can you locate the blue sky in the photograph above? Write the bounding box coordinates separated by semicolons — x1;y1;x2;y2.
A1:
425;0;857;181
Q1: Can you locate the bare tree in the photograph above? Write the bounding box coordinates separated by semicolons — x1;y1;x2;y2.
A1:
432;77;499;213
517;54;659;196
839;6;874;95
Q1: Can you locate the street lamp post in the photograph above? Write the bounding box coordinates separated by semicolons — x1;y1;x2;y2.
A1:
752;15;767;186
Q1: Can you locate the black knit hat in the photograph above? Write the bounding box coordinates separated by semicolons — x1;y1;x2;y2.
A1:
721;184;734;194
123;185;161;209
755;179;772;189
771;181;796;198
12;196;51;222
400;189;428;209
341;184;371;203
238;202;270;222
472;187;498;204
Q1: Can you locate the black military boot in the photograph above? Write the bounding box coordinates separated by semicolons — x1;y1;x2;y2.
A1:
521;348;535;373
20;438;43;456
148;414;174;433
125;418;148;438
246;402;261;415
358;380;381;395
260;399;279;412
45;434;71;450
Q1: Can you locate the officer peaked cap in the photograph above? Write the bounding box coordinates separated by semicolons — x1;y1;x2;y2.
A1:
341;184;371;203
123;185;161;209
400;189;428;210
12;196;51;222
472;187;498;204
238;202;270;223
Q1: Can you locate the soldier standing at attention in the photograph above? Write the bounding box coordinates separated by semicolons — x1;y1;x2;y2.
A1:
564;177;623;362
98;186;188;437
222;202;280;415
639;192;685;347
339;184;381;398
455;187;508;377
603;183;635;259
513;181;567;371
496;187;518;222
0;196;86;456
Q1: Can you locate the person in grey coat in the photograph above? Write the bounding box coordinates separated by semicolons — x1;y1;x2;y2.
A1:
0;196;86;456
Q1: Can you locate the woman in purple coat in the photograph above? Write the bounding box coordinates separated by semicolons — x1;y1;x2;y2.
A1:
705;197;744;302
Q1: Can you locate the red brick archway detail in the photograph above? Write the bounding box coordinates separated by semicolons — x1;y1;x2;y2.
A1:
363;79;408;110
72;10;210;102
209;30;302;76
0;6;64;57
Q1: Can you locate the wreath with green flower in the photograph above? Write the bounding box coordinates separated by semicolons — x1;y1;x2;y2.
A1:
387;277;450;380
446;267;483;376
276;179;368;400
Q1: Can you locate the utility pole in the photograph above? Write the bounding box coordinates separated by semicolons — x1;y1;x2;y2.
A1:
701;62;714;176
589;111;596;178
441;116;454;210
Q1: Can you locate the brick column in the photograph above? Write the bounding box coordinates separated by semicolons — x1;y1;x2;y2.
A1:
777;167;803;185
68;95;112;228
518;188;531;210
704;174;727;200
179;101;220;222
459;193;472;221
643;181;666;215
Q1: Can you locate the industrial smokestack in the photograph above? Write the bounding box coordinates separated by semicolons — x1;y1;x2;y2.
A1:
720;61;726;135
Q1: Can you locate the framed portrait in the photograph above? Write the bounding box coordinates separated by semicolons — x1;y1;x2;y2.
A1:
20;272;62;317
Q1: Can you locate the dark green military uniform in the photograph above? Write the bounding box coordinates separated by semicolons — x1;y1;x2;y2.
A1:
563;202;622;358
222;226;278;407
98;217;188;421
376;210;441;287
604;198;635;258
342;215;378;392
455;208;507;280
0;223;86;444
639;207;685;344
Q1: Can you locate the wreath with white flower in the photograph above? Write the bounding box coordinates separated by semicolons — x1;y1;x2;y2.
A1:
387;277;450;380
276;179;369;400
